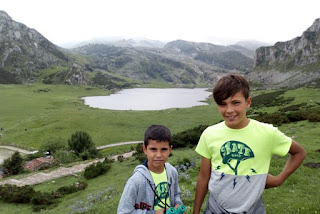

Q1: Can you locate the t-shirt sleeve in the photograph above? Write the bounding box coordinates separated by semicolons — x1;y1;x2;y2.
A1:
195;130;211;159
271;127;292;156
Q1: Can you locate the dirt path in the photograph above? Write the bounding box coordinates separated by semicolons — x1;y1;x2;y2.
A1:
0;145;138;187
0;145;38;154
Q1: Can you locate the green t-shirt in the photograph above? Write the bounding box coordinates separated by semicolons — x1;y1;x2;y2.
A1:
150;169;171;210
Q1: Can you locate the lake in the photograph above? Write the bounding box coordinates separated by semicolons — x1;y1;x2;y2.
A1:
82;88;212;110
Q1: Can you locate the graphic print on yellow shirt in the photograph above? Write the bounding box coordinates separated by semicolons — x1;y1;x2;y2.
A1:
150;169;170;210
218;140;255;188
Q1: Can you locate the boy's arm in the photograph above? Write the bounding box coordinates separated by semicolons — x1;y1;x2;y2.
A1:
193;157;211;214
265;139;306;189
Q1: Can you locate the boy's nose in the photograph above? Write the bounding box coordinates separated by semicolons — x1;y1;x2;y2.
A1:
156;151;162;157
226;105;234;113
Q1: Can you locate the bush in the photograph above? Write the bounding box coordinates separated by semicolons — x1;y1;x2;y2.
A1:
55;181;88;196
40;137;67;156
0;184;35;203
287;111;309;122
31;192;55;206
83;162;111;179
53;149;80;164
308;112;320;122
133;143;146;163
31;192;56;211
68;131;98;160
172;125;208;148
2;151;24;176
252;113;290;126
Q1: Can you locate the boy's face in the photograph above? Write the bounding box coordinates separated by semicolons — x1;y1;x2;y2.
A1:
143;140;172;173
217;91;251;129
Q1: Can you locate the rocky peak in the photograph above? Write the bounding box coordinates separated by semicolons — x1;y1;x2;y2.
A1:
0;10;11;20
254;18;320;69
0;10;69;83
306;18;320;32
248;18;320;89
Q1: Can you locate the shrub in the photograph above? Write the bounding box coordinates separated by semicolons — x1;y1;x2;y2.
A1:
133;143;146;163
287;111;308;122
53;149;80;164
172;125;208;148
40;137;67;156
55;181;88;196
0;184;35;203
308;112;320;122
2;151;24;176
68;131;98;160
31;192;56;211
252;113;290;126
31;192;55;206
83;162;111;179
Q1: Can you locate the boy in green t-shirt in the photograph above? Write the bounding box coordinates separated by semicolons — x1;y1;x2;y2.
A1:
193;74;306;214
118;125;185;214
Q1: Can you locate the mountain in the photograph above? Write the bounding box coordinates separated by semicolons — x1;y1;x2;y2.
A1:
247;18;320;88
0;10;69;84
71;43;237;86
163;40;254;70
0;10;253;87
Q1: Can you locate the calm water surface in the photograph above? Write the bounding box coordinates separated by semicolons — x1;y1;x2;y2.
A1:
82;88;212;110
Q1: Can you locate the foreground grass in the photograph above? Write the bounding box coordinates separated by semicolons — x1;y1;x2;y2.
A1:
0;119;319;214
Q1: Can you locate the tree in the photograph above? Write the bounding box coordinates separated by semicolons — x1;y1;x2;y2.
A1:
2;151;24;176
67;131;98;160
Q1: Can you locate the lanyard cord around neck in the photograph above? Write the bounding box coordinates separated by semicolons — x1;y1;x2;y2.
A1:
148;180;171;211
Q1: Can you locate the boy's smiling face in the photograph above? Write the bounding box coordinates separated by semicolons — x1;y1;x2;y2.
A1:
143;140;172;173
217;91;252;129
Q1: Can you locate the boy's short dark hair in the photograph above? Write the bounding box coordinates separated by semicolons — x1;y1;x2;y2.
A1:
213;74;250;105
144;125;171;147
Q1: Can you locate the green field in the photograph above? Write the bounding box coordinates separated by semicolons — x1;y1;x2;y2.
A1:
0;84;219;150
0;84;319;213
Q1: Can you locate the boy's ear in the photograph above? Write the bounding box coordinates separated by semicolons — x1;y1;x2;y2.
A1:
143;145;147;154
246;96;252;108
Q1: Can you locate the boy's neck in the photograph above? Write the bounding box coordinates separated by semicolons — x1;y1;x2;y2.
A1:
225;118;250;129
149;167;165;174
148;163;165;174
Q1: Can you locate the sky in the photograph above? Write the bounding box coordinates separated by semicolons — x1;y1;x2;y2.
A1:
1;0;320;47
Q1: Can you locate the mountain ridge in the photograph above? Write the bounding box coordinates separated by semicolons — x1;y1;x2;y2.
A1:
247;18;320;88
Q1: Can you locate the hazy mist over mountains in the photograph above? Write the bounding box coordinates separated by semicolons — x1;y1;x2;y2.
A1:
59;36;271;51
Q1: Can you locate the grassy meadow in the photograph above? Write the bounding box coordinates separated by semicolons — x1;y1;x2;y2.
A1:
0;84;219;150
0;84;319;213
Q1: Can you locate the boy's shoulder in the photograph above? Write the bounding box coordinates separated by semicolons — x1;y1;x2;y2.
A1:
250;119;278;130
202;121;225;133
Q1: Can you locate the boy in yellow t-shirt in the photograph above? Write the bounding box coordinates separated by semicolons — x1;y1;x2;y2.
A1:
193;74;306;214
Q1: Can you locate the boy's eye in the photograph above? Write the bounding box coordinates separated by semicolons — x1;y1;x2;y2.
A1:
161;148;168;151
233;101;240;105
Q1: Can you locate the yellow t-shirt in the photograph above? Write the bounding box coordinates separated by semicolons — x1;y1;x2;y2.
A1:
150;169;171;210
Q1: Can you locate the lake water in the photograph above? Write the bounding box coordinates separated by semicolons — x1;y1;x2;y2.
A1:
82;88;212;110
